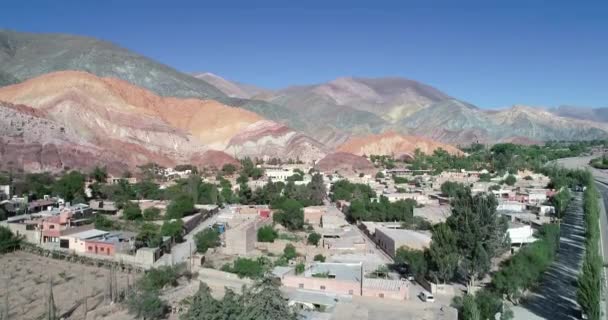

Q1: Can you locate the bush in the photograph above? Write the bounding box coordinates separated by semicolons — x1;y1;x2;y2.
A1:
283;244;297;261
504;174;517;186
307;232;321;246
126;290;167;320
160;220;184;242
166;193;194;219
375;172;385;179
122;202;142;220
224;257;269;279
195;228;220;253
295;263;305;275
143;207;161;220
272;199;304;230
0;226;21;253
257;225;278;243
313;254;326;262
138;265;183;291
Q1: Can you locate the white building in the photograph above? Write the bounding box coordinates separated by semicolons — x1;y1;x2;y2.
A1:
507;224;536;245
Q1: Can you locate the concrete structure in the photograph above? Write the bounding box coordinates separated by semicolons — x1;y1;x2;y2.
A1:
106;176;137;184
507;224;536;245
89;200;118;214
304;206;326;226
266;167;299;183
497;201;527;212
374;227;432;257
276;262;409;300
413;205;450;224
59;228;110;253
0;185;10;199
224;217;272;255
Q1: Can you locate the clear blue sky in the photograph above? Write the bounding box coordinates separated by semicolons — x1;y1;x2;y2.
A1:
1;0;607;108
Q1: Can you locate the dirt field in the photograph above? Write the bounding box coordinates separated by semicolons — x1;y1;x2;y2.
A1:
0;252;136;320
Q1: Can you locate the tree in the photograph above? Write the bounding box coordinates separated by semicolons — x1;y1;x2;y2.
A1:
295;263;305;275
504;175;517;186
447;190;508;291
90;166;108;183
440;181;468;198
313;254;326;262
428;223;458;283
309;173;326;205
375;171;385;179
0;226;21;253
136;223;162;248
126;290;167;320
307;232;321;246
272;199;304;230
257;225;278;243
143;207;161;220
161;220;184;242
122;202;142;220
283;244;297;261
222;163;237;176
180;282;221;320
166;193;194;219
53;171;86;202
461;294;481;320
195;228;220;253
239;277;297;320
394;247;427;277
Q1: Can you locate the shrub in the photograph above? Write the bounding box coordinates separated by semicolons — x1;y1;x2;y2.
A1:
160;220;184;242
143;207;161;220
122;202;142;220
313;254;326;262
307;232;321;246
257;225;278;243
504;174;517;186
195;228;220;253
295;263;305;275
283;244;297;261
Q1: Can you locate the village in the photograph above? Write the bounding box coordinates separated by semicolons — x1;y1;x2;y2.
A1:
0;148;569;320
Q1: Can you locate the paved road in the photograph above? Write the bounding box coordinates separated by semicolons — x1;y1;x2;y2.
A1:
154;210;220;267
553;155;608;319
512;192;586;320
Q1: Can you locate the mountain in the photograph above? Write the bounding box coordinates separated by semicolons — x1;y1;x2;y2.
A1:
336;131;462;157
399;100;608;144
0;29;225;99
193;72;272;99
315;152;376;176
0;71;324;172
0;30;305;134
551;105;608;123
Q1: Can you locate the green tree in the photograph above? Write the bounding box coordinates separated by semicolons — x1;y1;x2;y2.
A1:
53;171;86;202
0;226;21;253
166;193;194;219
161;220;184;242
309;173;327;205
313;254;326;262
180;282;221;320
143;207;161;220
461;294;481;320
394;247;427;277
136;223;162;248
504;175;517;186
90;166;108;183
440;181;468;198
295;263;305;275
222;163;237;176
272;199;304;230
307;232;321;246
239;277;297;320
375;171;385;179
122;202;142;220
195;228;220;253
126;290;167;320
257;225;278;243
283;244;297;261
428;223;459;283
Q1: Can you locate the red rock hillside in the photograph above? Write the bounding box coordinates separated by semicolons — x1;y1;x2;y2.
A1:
336;131;462;157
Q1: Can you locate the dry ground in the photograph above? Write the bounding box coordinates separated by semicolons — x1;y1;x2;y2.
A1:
0;251;136;320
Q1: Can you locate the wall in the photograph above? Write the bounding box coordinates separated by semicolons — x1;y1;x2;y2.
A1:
6;222;40;244
374;228;396;258
85;240;115;256
282;275;361;296
363;285;408;300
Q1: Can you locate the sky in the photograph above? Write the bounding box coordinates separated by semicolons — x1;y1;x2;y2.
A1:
1;0;607;108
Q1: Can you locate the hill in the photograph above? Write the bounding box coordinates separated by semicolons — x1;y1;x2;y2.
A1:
337;132;462;157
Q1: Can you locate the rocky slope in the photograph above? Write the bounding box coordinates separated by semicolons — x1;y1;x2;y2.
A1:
337;132;462;157
193;73;271;99
551;105;608;123
315;152;376;176
0;71;323;172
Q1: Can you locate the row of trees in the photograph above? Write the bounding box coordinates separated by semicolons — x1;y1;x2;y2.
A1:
182;279;297;320
578;181;602;320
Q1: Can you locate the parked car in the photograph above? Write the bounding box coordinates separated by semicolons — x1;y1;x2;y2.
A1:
419;291;435;302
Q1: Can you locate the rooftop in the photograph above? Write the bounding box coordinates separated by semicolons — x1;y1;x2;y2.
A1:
376;227;432;250
66;229;110;240
362;278;406;292
305;262;362;282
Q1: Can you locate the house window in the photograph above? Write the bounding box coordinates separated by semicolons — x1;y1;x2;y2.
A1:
88;246;93;251
100;247;104;252
49;225;55;229
320;286;326;290
378;293;384;298
348;290;354;295
298;284;304;289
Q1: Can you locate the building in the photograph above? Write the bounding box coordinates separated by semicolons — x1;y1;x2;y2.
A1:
374;227;432;257
265;167;299;183
224;217;272;255
304;206;327;226
0;185;10;200
89;200;119;214
59;228;110;253
106;176;137;184
507;224;536;245
276;262;409;300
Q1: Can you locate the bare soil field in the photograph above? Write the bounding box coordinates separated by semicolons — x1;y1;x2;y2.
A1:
0;251;136;320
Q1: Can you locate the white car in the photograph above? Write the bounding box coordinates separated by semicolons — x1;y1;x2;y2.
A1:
419;291;435;302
